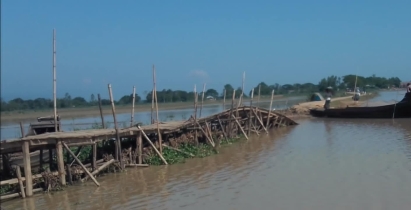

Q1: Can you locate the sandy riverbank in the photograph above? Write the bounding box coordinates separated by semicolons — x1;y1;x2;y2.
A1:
1;95;288;123
281;93;379;116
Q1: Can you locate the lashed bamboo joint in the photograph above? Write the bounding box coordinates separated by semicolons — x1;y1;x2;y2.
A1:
0;106;297;200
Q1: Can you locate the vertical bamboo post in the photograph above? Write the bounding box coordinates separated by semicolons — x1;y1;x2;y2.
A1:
238;72;245;106
236;72;245;121
22;141;33;196
266;90;275;128
56;140;66;186
19;122;25;138
137;131;142;164
153;65;162;153
97;94;105;129
193;84;199;145
16;166;25;198
39;149;44;170
257;84;261;107
151;88;154;124
48;148;53;170
66;164;73;185
194;85;197;119
223;88;226;110
130;86;136;127
247;88;254;136
228;89;236;137
108;84;122;166
199;83;206;117
92;142;97;171
52;29;58;132
254;84;261;126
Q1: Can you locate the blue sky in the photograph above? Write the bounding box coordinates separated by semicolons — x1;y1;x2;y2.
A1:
2;0;410;101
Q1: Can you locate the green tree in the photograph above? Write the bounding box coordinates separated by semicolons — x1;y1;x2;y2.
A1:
205;89;219;98
224;84;235;98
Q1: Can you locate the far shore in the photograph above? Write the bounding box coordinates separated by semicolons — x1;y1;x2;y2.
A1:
1;95;295;123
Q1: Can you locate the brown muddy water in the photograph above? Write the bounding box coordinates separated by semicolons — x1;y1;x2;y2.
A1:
2;117;411;210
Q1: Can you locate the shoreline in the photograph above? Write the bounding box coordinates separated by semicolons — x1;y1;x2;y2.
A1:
1;95;295;123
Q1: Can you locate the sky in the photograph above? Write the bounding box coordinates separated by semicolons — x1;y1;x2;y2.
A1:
1;0;410;101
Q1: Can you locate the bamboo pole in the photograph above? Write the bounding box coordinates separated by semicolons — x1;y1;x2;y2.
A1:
125;164;149;167
137;132;142;164
255;84;261;126
15;166;25;198
52;29;58;132
108;84;122;166
66;164;73;185
22;141;33;196
252;108;268;134
97;94;105;129
231;114;249;140
217;116;228;142
92;143;97;171
257;84;261;107
62;142;100;186
81;159;116;182
69;150;82;166
130;86;136;127
48;148;53;170
228;90;236;137
56;140;66;186
153;65;162;153
247;88;254;136
195;121;216;147
223;88;226;110
0;188;43;201
138;126;168;165
193;85;197;119
67;142;94;147
238;72;245;106
199;83;206;118
19;122;25;138
39;149;44;170
266;90;275;128
193;85;199;145
199;83;206;117
151;88;154;124
205;122;215;145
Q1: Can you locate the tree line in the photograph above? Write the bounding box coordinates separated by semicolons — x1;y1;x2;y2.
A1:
1;74;402;112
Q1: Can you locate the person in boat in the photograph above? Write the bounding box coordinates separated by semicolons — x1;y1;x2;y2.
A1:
353;88;360;101
407;83;411;93
324;87;333;109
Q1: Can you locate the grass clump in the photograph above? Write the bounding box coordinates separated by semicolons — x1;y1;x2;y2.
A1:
145;136;245;166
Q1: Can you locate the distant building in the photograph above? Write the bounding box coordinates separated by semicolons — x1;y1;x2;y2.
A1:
206;96;215;100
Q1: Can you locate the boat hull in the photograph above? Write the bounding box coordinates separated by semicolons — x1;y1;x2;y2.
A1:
309;93;411;119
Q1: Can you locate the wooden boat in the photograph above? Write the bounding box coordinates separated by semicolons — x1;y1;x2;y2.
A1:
309;92;411;118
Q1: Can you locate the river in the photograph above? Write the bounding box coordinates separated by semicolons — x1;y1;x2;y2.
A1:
2;91;411;210
0;96;305;140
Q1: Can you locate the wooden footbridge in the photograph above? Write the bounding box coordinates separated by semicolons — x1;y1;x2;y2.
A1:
0;106;297;200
